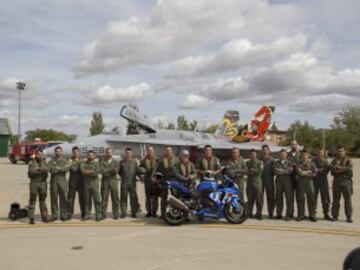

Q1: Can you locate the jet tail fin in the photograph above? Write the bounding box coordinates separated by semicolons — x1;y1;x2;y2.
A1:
214;110;240;141
214;106;275;142
120;105;157;133
232;105;275;142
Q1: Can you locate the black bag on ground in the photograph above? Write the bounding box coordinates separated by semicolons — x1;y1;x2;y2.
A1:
8;202;28;220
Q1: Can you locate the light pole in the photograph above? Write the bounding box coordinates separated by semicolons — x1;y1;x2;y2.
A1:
16;82;26;142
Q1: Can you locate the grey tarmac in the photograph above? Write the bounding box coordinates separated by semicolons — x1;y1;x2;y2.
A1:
0;158;359;270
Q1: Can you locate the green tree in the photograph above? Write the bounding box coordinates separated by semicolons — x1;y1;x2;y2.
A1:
90;111;105;136
204;124;219;134
271;122;279;131
177;115;197;131
25;129;77;142
189;120;198;131
177;115;190;131
282;120;321;151
326;106;360;155
326;127;355;155
336;106;360;135
166;122;176;130
9;135;18;145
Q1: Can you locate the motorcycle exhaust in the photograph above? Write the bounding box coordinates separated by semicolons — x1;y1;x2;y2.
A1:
168;195;190;212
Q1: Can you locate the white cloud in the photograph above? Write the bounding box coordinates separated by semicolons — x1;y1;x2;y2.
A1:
181;52;360;112
179;94;211;109
203;77;249;101
80;82;153;106
167;35;306;78
292;94;356;112
74;0;304;76
2;0;360;133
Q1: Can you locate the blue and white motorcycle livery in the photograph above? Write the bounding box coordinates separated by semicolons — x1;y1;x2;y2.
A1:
158;170;248;226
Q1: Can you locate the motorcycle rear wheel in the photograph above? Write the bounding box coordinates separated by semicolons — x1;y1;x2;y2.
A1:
163;202;187;226
224;200;248;224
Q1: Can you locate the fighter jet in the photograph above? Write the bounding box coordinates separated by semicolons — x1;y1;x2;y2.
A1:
44;105;282;160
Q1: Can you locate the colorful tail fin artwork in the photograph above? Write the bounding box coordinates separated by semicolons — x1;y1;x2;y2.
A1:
215;106;275;143
215;110;240;141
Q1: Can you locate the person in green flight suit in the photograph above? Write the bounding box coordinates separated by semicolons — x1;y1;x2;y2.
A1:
260;144;276;219
330;145;354;223
246;149;263;219
100;147;120;219
226;147;247;202
27;148;49;224
119;147;141;218
48;146;70;222
80;150;102;221
313;148;333;221
154;146;179;218
287;140;300;218
296;149;318;222
196;145;221;182
67;146;85;220
173;149;197;189
273;149;294;221
140;146;160;217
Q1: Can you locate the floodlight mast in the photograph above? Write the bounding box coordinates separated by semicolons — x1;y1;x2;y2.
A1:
16;82;26;142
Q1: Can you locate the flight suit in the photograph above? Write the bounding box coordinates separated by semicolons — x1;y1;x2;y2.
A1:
313;157;331;217
261;156;276;217
173;161;197;189
67;158;85;219
155;156;179;216
80;160;101;220
48;157;70;220
273;159;294;218
288;151;300;217
119;159;140;217
226;158;247;202
28;158;49;220
296;160;317;219
100;158;120;219
246;158;263;218
196;156;221;181
330;157;353;219
140;156;160;216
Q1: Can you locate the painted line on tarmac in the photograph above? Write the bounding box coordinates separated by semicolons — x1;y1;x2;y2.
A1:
0;222;359;237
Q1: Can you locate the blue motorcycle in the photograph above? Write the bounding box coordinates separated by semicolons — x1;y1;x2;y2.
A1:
157;170;248;226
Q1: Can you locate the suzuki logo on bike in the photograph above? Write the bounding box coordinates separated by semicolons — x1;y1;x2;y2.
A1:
210;192;221;202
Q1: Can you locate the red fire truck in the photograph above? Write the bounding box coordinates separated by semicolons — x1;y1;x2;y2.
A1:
8;139;63;164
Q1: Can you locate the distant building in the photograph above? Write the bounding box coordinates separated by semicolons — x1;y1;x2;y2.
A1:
266;130;288;146
0;118;12;157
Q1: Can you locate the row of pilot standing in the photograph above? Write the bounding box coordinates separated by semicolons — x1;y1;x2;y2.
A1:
27;142;353;224
27;146;140;224
217;141;353;223
141;143;354;223
239;141;352;223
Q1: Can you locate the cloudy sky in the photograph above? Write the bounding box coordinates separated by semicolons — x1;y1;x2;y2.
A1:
1;0;360;138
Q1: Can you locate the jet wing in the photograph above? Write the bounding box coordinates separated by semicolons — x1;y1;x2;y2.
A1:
209;141;283;152
105;134;199;146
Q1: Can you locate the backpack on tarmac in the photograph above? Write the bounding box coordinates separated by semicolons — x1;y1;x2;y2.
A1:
8;202;29;220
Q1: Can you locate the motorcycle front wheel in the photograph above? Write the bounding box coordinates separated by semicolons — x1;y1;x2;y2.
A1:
163;202;188;226
224;200;248;224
